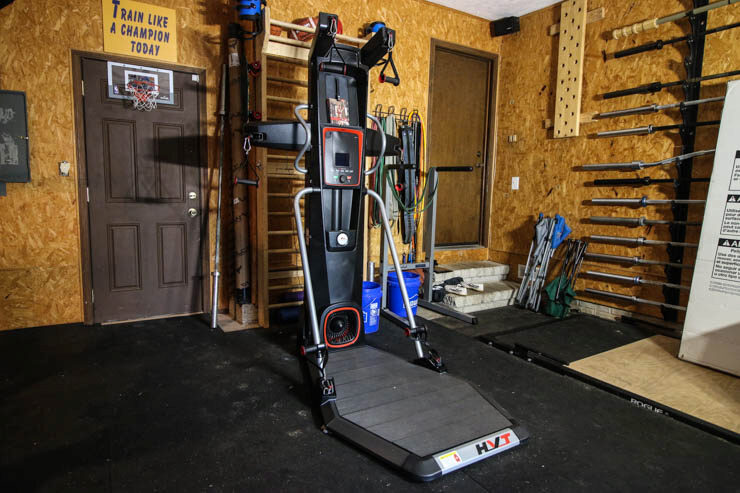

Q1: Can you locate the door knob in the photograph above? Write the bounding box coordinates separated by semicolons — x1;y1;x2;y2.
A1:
188;208;198;217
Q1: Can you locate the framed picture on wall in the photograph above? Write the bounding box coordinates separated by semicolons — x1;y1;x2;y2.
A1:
0;90;30;183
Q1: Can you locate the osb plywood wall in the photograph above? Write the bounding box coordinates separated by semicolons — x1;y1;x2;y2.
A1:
492;0;740;319
0;0;499;330
0;0;232;330
261;0;502;273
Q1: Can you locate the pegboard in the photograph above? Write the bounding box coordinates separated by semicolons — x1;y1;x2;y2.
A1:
553;0;587;138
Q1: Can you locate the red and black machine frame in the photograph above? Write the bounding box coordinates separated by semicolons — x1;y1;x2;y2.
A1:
244;13;527;480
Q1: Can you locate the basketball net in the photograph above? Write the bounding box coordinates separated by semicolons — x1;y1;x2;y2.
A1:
126;79;159;111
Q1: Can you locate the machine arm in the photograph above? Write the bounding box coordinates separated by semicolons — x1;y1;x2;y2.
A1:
244;121;401;157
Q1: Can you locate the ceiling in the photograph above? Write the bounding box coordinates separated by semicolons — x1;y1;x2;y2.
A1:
426;0;561;20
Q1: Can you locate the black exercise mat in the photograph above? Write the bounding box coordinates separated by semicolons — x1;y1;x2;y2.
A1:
1;315;737;491
483;314;655;364
425;305;554;338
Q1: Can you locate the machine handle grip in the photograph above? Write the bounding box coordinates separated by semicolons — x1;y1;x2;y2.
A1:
435;166;474;172
294;104;310;174
379;74;400;86
234;178;258;187
365;114;385;175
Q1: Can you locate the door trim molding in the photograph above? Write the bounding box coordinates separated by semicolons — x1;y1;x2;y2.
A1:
71;50;209;324
426;39;499;250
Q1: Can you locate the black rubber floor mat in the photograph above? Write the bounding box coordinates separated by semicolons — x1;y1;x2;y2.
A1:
2;316;737;491
485;314;655;364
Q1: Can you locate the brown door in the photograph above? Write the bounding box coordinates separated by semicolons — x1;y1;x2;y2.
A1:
428;46;493;247
82;58;204;323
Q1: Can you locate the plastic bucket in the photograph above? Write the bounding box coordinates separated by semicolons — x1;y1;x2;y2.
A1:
387;271;420;318
275;291;303;324
362;281;382;334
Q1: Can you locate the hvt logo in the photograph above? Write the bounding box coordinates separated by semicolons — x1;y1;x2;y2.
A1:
475;432;511;455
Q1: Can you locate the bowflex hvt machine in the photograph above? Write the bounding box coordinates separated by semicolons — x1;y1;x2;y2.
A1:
246;13;527;480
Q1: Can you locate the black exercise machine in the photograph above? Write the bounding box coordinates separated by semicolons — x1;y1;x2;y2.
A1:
245;13;527;481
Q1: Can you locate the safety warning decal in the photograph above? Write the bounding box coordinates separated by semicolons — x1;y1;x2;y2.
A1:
438;451;462;469
710;237;740;296
730;151;740;192
720;194;740;236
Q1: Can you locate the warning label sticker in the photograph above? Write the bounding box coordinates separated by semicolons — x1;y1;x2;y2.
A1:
720;194;740;236
438;451;462;470
730;150;740;192
711;237;740;288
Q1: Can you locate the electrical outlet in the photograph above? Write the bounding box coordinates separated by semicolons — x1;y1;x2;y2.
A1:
518;264;526;279
512;176;519;190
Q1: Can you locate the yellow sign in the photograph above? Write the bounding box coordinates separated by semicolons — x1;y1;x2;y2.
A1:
102;0;177;62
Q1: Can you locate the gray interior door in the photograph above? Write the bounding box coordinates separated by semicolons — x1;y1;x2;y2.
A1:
82;58;203;323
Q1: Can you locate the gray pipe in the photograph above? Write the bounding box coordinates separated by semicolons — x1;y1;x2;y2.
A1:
294;187;322;364
367;189;424;359
211;65;228;329
294;104;310;174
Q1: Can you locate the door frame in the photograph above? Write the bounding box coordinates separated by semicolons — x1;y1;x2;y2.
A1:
71;50;210;325
426;39;499;250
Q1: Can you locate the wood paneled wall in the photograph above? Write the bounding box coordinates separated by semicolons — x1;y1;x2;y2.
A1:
7;0;729;329
491;0;740;319
0;0;231;330
0;0;500;330
263;0;502;270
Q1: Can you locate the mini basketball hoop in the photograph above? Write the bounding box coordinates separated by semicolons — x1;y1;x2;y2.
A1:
126;78;159;111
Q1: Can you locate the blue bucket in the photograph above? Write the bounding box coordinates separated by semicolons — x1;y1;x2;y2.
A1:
362;282;382;334
387;271;420;318
362;281;383;334
276;290;303;324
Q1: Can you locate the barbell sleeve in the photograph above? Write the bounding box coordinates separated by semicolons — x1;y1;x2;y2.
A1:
586;270;690;290
591;197;706;207
582;161;645;171
597;126;654;137
584;288;686;311
589;216;702;227
584;252;693;269
590;234;698;248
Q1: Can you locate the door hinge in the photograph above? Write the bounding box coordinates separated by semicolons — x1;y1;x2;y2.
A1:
91;289;94;304
81;80;85;97
86;186;90;202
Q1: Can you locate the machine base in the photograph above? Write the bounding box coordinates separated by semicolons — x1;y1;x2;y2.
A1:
313;345;527;480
